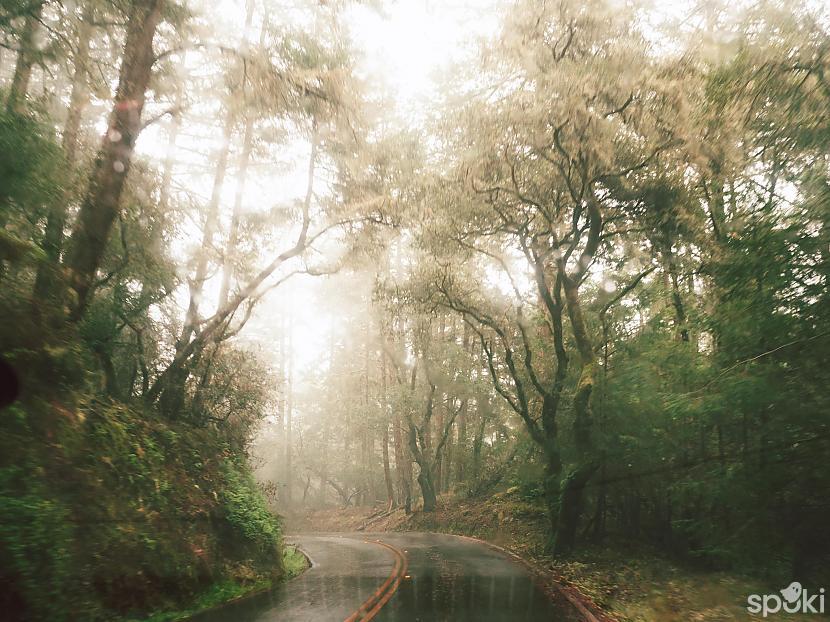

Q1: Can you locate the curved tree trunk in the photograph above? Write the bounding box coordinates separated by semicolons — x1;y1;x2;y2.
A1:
64;0;165;319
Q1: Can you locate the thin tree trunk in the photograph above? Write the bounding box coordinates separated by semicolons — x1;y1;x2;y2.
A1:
443;417;453;493
6;1;44;113
277;312;286;498
456;324;468;483
217;0;259;308
33;4;93;301
472;400;487;481
381;354;395;509
178;112;233;344
285;309;294;505
158;51;187;211
361;304;371;506
434;394;444;494
382;423;394;510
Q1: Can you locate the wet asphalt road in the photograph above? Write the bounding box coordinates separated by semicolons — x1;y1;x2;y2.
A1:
191;532;575;621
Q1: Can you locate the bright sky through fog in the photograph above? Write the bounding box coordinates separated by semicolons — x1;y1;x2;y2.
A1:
126;0;505;389
129;0;715;386
244;1;503;379
346;1;500;110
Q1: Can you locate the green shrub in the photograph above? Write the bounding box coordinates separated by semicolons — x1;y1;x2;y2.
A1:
0;466;80;620
219;461;283;566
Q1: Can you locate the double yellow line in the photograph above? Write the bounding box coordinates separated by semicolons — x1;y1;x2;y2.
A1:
344;539;409;622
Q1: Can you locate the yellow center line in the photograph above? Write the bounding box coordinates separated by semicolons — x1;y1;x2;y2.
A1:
344;540;408;622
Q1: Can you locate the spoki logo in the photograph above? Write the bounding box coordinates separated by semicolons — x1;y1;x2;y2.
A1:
747;582;825;617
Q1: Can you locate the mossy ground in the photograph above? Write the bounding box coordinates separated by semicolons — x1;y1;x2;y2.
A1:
282;545;310;579
0;386;289;621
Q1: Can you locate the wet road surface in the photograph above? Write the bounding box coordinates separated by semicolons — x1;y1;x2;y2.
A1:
191;532;576;621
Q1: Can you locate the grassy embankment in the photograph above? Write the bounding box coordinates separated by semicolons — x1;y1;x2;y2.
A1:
141;546;309;622
0;324;307;621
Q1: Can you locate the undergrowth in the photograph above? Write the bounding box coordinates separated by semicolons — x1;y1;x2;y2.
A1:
0;335;290;621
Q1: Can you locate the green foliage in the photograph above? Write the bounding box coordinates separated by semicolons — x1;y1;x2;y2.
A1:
219;460;282;561
0;110;66;215
138;578;270;622
0;464;77;620
282;545;309;579
0;384;286;621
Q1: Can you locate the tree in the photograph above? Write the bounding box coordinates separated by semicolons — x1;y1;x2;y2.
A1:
409;0;679;552
63;0;166;318
5;1;44;114
33;2;95;301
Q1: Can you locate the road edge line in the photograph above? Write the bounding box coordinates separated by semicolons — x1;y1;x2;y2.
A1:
424;531;617;622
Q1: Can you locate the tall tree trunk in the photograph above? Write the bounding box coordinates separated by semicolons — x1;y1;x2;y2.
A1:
382;423;394;510
217;113;253;307
33;3;93;301
472;398;487;482
434;394;444;494
156;23;246;415
553;273;600;555
178;111;233;344
443;417;453;493
393;411;410;512
456;324;471;484
456;398;467;484
409;382;438;511
158;51;187;211
381;354;395;510
285;308;294;505
217;0;258;309
361;305;371;506
6;1;44;113
277;312;286;499
63;0;165;319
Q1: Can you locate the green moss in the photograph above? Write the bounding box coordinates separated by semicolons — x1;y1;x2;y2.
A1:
137;545;309;622
0;466;78;619
137;578;270;622
282;545;310;579
219;461;282;559
0;393;286;621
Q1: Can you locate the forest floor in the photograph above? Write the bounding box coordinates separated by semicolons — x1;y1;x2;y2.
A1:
289;491;824;622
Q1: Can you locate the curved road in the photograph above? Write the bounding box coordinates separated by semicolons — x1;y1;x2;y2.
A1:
191;532;580;621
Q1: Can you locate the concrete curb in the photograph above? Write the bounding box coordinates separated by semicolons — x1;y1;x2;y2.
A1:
290;542;315;571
